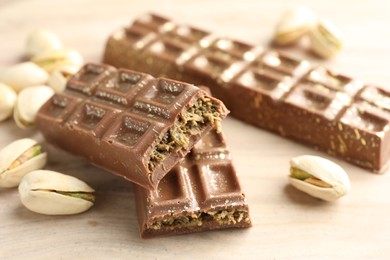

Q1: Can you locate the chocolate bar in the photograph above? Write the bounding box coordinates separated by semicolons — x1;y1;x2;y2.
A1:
134;128;251;238
37;63;228;189
103;13;390;173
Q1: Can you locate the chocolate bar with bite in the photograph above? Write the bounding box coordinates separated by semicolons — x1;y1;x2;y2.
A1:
103;13;390;173
36;63;228;190
134;128;251;238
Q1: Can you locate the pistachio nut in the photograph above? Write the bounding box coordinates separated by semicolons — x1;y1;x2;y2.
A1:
47;66;79;92
0;138;47;188
19;170;95;215
31;48;83;73
289;155;351;201
0;83;17;122
0;62;49;92
274;6;317;45
14;85;54;128
26;29;63;58
309;20;345;58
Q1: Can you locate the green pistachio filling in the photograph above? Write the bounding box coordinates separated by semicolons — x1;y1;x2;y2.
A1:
55;191;95;202
290;167;312;180
147;97;222;173
290;167;332;188
149;209;250;230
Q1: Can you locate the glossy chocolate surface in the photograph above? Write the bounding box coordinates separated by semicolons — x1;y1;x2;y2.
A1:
37;63;228;189
134;128;251;238
104;13;390;172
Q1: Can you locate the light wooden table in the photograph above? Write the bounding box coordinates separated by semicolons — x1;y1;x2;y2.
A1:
1;0;390;259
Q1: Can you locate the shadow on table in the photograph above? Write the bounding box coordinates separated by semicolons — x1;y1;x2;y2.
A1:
283;184;332;207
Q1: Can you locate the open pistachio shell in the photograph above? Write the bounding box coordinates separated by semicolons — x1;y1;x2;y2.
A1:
0;83;17;122
13;85;54;128
47;65;80;92
31;48;83;73
0;62;49;92
309;20;345;58
274;6;317;45
19;170;95;215
289;155;351;201
0;138;47;188
26;29;63;58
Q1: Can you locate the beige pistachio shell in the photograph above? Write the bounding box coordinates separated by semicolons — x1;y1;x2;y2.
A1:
0;139;40;172
0;83;17;122
19;170;95;215
32;48;83;73
0;154;47;188
274;6;317;45
0;138;47;188
309;20;345;58
13;85;54;128
47;66;79;92
26;29;63;58
0;62;49;92
289;155;351;201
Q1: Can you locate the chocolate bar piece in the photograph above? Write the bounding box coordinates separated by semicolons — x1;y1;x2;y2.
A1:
37;63;228;189
134;128;251;238
104;13;390;173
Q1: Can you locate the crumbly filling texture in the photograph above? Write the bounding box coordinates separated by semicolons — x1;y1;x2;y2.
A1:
147;97;222;173
148;209;250;230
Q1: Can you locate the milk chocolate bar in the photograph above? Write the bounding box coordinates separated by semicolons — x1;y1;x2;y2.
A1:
134;128;251;238
37;63;228;189
104;13;390;172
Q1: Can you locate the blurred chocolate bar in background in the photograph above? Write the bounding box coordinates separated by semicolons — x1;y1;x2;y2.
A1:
104;13;390;173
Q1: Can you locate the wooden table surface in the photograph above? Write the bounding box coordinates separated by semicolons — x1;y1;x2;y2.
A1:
1;0;390;259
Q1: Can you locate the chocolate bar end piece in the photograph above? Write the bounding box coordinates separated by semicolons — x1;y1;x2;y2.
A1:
134;129;251;238
37;63;229;189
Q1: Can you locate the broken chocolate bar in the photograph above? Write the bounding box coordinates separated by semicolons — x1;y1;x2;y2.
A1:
36;63;228;189
104;13;390;173
134;128;251;238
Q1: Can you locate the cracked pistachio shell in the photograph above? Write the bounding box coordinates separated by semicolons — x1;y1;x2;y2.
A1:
289;155;351;201
26;29;63;58
47;66;79;92
31;48;83;73
274;6;317;45
309;20;345;58
0;138;47;188
0;83;17;122
19;170;95;215
0;62;49;92
13;85;54;128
